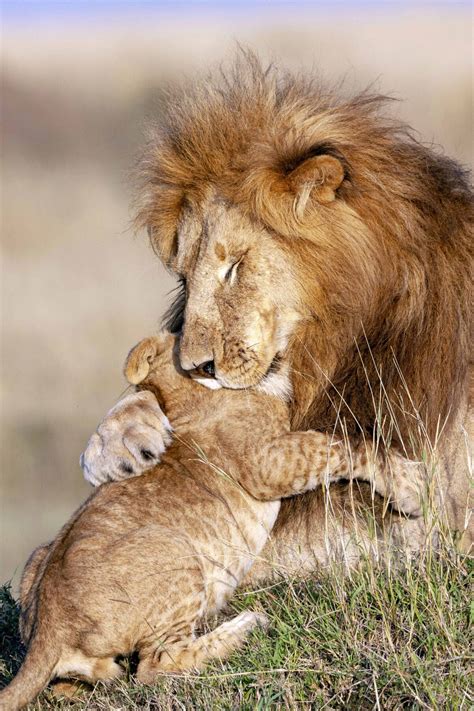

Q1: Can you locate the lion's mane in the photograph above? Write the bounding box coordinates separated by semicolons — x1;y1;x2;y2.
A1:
134;52;472;453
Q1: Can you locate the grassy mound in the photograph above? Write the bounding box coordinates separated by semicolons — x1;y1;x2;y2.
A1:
1;551;472;709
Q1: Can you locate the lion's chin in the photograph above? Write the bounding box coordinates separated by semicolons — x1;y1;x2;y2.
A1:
189;365;267;391
213;369;265;390
213;354;281;391
190;376;223;391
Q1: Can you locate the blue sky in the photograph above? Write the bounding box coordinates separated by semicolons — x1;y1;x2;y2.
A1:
2;0;469;21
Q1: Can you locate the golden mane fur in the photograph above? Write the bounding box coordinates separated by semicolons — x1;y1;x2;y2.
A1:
134;53;472;459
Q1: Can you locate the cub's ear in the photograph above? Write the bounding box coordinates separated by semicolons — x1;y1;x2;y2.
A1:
287;154;345;213
125;338;159;385
125;332;177;385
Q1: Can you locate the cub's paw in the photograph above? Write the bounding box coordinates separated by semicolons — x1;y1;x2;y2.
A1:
80;391;172;486
384;454;425;517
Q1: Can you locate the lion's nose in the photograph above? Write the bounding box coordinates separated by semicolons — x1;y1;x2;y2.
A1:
200;360;215;377
179;326;215;373
180;350;216;375
185;359;215;377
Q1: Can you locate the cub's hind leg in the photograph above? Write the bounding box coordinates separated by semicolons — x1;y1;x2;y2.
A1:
137;611;267;681
19;543;50;608
19;542;51;641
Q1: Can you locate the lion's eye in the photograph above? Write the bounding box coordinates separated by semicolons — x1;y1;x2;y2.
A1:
224;262;238;283
224;256;244;284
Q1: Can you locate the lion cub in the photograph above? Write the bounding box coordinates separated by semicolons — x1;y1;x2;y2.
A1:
2;332;422;710
0;332;291;709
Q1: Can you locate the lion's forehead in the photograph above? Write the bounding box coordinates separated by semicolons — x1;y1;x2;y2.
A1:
175;196;262;277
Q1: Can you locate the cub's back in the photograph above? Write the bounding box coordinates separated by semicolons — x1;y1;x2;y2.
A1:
32;442;277;627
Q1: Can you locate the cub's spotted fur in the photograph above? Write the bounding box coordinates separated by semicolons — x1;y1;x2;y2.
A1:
2;332;421;709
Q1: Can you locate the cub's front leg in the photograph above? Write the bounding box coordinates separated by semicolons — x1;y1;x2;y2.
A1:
240;431;425;517
81;332;183;486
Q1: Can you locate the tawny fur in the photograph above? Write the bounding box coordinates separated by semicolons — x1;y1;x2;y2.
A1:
1;333;423;710
129;52;472;564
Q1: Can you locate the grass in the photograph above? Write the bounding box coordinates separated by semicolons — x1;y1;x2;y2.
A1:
1;549;472;710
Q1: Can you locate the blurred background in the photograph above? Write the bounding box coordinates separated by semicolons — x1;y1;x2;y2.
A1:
1;0;472;589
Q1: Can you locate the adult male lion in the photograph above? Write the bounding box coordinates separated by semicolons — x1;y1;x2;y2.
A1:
82;55;472;578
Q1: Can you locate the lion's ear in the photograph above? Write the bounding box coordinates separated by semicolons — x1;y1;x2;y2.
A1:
286;154;345;214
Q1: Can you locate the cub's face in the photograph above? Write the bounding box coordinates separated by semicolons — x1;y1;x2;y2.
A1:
169;194;302;391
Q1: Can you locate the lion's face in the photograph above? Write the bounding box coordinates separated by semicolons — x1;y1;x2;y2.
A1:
170;194;302;389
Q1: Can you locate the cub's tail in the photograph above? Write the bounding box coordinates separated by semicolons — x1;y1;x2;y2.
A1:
0;619;59;711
